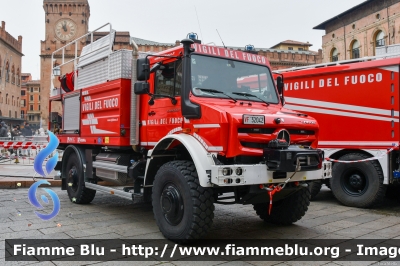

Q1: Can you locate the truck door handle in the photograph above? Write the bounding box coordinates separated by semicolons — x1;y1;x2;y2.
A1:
148;111;156;116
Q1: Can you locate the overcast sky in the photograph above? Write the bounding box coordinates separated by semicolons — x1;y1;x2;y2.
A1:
1;0;365;79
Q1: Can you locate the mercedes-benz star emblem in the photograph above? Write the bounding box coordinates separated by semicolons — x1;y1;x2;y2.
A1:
276;129;290;144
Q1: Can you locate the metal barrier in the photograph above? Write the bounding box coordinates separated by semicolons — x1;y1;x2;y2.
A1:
0;136;49;165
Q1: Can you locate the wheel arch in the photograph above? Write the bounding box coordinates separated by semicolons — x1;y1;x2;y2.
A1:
326;148;388;184
327;149;374;160
144;134;213;188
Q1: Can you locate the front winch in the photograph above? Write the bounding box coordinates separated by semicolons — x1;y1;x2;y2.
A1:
263;146;324;172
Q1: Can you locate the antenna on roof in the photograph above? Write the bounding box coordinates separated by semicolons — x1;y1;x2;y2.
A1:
194;6;204;42
216;29;226;49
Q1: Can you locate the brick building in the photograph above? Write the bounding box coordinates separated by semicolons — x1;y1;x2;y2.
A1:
0;21;24;126
20;73;31;121
40;0;90;129
25;79;42;129
314;0;400;62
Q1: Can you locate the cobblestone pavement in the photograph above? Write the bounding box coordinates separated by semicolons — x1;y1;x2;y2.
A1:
1;185;400;266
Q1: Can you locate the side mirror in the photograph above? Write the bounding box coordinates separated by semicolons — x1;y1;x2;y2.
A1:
276;75;285;105
134;82;149;95
276;76;284;95
137;58;150;81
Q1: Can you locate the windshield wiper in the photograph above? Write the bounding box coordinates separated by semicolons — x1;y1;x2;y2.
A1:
197;88;237;103
231;92;270;106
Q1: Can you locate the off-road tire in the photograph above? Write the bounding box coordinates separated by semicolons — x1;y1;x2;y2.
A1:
330;153;386;208
64;153;96;204
253;187;310;225
152;160;214;242
308;180;322;200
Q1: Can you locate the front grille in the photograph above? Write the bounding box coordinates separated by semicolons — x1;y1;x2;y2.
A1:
288;129;315;135
240;141;269;149
238;128;275;134
239;128;314;135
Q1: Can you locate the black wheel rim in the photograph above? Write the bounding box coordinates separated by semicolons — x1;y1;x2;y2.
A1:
67;166;79;193
340;168;369;196
160;182;184;226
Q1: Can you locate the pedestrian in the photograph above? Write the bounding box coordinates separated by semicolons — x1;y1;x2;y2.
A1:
0;122;8;138
11;125;21;140
22;122;33;137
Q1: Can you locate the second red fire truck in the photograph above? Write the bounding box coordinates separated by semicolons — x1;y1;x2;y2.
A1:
274;52;400;208
46;24;331;241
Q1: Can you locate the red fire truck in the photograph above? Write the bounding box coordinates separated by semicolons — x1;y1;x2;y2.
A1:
274;54;400;208
47;24;331;241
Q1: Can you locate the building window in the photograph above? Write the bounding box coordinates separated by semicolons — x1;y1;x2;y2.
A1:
21;90;25;96
288;47;293;50
30;87;33;93
11;65;15;84
16;68;20;86
5;62;9;82
298;48;304;51
15;111;17;118
38;105;40;111
21;110;24;119
375;30;385;48
38;87;40;92
39;95;41;101
351;40;360;59
30;95;33;101
9;110;11;117
30;105;33;111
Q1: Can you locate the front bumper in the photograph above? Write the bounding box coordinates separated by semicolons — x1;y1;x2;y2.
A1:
209;161;332;187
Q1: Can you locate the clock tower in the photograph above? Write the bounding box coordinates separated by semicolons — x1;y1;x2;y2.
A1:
40;0;90;129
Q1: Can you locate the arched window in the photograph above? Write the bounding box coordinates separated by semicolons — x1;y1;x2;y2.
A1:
11;65;15;84
16;68;20;86
5;93;8;104
331;48;339;62
351;40;360;59
5;61;9;82
375;31;385;48
12;96;14;106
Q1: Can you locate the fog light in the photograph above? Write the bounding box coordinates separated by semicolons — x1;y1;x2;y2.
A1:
235;167;243;176
222;167;232;176
224;178;233;184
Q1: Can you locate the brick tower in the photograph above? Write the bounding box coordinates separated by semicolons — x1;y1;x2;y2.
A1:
40;0;90;129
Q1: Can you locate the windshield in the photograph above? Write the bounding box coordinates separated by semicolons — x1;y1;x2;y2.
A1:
191;54;279;104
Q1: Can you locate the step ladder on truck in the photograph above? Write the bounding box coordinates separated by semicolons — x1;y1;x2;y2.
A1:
273;51;400;208
49;23;331;242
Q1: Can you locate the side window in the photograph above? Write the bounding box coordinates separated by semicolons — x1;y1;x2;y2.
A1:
154;60;182;98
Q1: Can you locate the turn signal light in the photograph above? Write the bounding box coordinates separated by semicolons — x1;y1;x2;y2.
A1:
182;128;191;134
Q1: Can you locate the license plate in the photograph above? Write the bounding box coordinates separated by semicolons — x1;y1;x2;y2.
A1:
243;115;265;125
